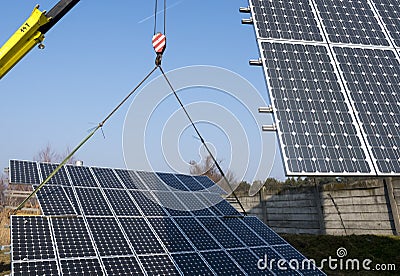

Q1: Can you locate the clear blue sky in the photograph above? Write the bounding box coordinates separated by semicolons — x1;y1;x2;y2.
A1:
0;0;285;181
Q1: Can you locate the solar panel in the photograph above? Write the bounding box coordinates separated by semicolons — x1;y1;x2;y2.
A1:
51;217;96;258
39;163;70;185
248;0;400;175
66;165;98;187
103;189;141;216
201;250;245;275
86;217;133;256
333;46;400;174
91;167;124;189
172;252;214;275
34;185;77;216
372;0;400;47
75;187;113;216
314;0;389;46
13;260;59;276
10;160;325;275
9;160;40;185
102;256;144;275
11;216;55;261
250;0;323;42
60;258;104;275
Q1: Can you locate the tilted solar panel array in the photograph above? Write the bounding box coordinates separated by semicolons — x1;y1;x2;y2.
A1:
248;0;400;175
9;160;325;275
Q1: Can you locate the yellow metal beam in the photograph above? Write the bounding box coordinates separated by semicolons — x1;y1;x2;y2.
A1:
0;6;50;79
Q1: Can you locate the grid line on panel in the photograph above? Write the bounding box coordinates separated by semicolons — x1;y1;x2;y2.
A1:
200;250;246;275
34;185;77;216
47;218;63;275
259;41;374;175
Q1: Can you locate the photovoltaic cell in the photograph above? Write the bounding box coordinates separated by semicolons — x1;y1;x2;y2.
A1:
119;218;165;254
373;0;400;47
260;41;373;175
228;248;274;275
251;0;323;42
60;258;103;275
136;171;170;191
39;163;70;185
243;217;287;245
102;256;144;275
138;255;180;276
11;216;55;261
87;217;132;256
172;253;214;275
174;217;220;251
201;250;245;275
199;217;245;249
251;247;300;276
222;218;266;247
334;46;400;174
34;185;76;216
192;175;215;189
9;160;40;185
152;191;191;216
91;167;123;189
13;260;59;276
175;174;205;191
51;217;96;258
104;189;141;216
75;188;113;216
156;172;189;191
66;165;98;187
148;218;194;253
129;190;167;216
314;0;389;46
114;169;147;190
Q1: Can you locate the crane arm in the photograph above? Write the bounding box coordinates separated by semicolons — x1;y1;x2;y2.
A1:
0;0;80;79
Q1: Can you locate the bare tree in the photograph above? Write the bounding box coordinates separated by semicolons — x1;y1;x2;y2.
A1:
189;154;238;193
34;144;77;164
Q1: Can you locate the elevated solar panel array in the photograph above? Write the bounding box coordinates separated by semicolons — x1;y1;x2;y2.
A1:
248;0;400;175
9;160;325;275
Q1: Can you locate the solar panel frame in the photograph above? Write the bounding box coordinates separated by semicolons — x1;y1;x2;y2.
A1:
9;160;41;185
255;39;376;175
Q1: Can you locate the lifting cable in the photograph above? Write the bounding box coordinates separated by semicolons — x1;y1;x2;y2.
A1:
14;0;247;216
152;0;246;216
13;66;158;214
158;66;247;216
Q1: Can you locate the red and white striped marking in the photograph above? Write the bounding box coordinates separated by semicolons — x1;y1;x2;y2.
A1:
152;33;166;53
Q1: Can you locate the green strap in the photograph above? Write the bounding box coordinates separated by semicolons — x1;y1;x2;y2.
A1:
14;126;100;213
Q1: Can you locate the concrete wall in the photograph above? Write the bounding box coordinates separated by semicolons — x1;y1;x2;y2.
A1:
232;178;400;235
